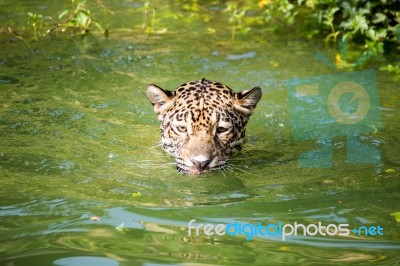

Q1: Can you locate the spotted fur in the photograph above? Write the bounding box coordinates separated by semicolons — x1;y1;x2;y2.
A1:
147;78;262;175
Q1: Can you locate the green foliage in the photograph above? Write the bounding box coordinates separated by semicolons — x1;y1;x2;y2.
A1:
391;212;400;223
259;0;298;26
226;4;251;41
143;1;156;33
380;64;400;75
259;0;399;57
51;0;107;36
27;0;107;40
142;1;167;34
21;0;399;74
27;12;45;40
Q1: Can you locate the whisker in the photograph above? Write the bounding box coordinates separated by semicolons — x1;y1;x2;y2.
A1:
221;169;227;178
225;163;248;174
147;142;163;150
225;165;236;173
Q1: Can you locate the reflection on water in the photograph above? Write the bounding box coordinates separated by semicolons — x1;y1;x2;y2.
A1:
53;256;119;266
1;0;400;265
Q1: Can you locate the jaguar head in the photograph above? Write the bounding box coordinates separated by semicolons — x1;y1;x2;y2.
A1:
147;78;262;175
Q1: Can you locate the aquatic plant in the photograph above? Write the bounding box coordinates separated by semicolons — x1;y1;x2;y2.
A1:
27;12;46;40
48;0;108;36
27;0;107;39
226;4;251;41
142;1;167;34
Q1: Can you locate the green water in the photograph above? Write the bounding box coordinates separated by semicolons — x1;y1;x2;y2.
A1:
1;1;399;265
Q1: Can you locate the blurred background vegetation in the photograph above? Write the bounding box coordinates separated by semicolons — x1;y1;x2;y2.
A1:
258;0;399;73
2;0;399;74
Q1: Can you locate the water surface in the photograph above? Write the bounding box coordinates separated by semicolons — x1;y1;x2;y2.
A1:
1;1;399;265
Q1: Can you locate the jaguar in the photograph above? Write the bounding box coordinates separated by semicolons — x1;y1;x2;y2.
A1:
147;78;262;175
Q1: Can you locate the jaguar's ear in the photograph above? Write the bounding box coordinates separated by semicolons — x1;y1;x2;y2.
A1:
147;84;175;114
234;87;262;116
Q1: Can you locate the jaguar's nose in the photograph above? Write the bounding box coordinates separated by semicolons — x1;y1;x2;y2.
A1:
191;158;211;173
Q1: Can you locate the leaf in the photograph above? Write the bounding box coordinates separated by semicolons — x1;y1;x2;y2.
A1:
94;22;104;32
328;7;340;17
391;212;400;223
153;28;168;34
131;192;142;198
115;223;125;231
375;29;387;39
358;8;370;16
373;13;386;24
59;9;69;19
207;27;216;34
76;12;89;27
357;16;369;32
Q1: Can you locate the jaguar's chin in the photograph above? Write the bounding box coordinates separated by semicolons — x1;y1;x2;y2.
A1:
176;163;227;175
176;165;207;175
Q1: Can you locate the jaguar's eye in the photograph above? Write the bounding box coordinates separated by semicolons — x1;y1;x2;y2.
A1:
217;127;229;134
175;126;187;133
